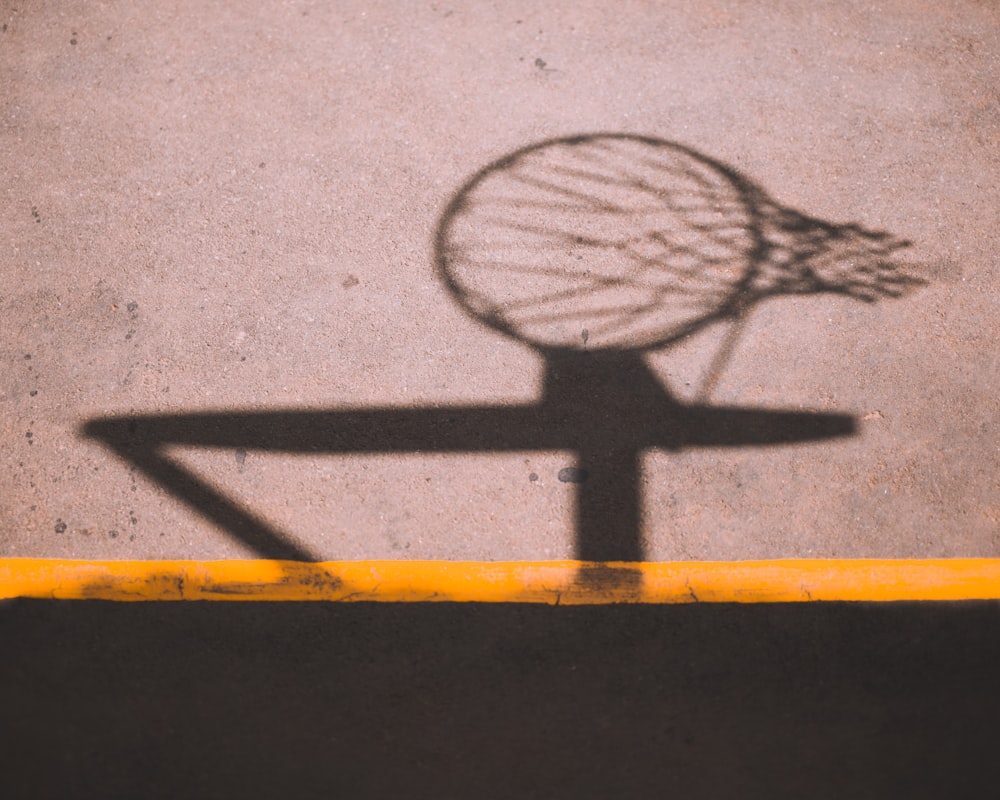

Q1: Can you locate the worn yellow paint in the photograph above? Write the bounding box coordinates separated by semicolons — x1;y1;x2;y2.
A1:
2;558;1000;603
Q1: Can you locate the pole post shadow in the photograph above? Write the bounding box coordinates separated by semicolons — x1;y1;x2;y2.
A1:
82;134;922;584
83;353;856;567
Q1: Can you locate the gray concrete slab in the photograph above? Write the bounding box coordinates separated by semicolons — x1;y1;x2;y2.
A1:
2;0;998;561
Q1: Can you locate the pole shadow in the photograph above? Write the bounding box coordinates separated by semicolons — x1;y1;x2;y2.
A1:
81;134;923;576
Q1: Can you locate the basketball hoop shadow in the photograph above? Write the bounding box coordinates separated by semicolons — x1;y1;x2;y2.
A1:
82;134;923;595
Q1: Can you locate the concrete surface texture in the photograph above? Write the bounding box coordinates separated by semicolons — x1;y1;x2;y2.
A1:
2;0;998;561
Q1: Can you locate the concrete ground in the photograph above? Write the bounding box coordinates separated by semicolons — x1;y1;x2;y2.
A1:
3;0;998;562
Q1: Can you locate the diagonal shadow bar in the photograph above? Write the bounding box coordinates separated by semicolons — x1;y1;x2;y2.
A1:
95;432;316;561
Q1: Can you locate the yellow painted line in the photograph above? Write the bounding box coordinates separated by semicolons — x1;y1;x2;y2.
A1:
2;558;1000;603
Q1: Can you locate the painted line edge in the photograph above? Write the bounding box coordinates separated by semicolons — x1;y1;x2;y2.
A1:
3;558;1000;603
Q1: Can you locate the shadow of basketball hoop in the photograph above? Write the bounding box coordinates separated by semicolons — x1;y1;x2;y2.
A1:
82;134;923;596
